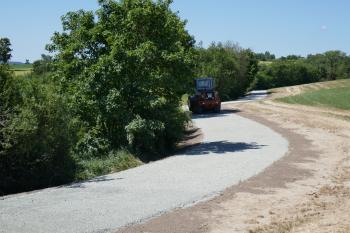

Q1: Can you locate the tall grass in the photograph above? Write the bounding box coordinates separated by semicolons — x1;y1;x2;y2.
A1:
76;150;142;181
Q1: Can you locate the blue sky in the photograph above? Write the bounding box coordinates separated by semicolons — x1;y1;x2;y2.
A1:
1;0;349;62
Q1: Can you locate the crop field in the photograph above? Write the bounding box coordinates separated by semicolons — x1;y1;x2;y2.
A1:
278;79;350;110
10;64;33;76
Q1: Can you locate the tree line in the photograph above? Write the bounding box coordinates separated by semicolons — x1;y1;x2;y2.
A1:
254;50;350;89
1;0;349;195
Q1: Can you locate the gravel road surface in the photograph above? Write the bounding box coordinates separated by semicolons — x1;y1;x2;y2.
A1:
0;98;288;233
222;90;268;105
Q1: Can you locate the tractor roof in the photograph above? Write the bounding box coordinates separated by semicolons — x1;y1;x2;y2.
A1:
195;77;215;91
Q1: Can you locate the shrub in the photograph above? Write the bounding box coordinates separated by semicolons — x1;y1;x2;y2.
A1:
126;116;165;161
73;128;111;160
0;74;78;194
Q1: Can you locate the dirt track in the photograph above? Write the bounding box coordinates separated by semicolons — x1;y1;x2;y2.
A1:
117;84;350;233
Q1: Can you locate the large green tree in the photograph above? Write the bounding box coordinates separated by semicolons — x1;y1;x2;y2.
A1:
47;0;196;160
0;38;12;64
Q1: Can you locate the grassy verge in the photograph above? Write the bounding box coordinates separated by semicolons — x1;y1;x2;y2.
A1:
278;80;350;110
75;150;142;181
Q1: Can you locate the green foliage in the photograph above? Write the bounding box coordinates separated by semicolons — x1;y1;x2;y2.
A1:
253;51;350;90
33;54;54;74
0;65;13;153
1;1;196;195
280;55;303;61
0;65;20;110
0;73;78;194
0;70;144;195
74;128;111;160
255;51;275;61
307;51;350;81
196;42;258;100
125;98;190;161
47;0;196;160
126;116;165;160
0;38;12;64
278;80;350;110
75;149;141;180
254;60;319;89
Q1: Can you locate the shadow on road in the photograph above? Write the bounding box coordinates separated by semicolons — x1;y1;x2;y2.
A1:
68;176;118;189
183;141;266;156
192;109;241;119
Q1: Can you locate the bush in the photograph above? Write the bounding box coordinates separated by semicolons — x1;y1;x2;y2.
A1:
0;65;20;110
0;72;144;195
0;74;78;194
126;116;165;161
73;128;111;160
126;97;190;161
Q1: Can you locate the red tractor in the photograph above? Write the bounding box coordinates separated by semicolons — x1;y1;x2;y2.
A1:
188;77;221;114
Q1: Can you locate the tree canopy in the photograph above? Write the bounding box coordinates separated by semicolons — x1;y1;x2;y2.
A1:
47;0;196;159
0;38;12;64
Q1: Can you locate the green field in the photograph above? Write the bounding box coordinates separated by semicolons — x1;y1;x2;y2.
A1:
10;63;33;70
10;63;33;76
278;80;350;110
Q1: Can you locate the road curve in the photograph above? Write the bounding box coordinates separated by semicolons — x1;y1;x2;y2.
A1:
222;90;269;105
0;110;288;233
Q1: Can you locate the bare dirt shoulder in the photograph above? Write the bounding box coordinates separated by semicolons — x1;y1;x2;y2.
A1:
116;93;350;233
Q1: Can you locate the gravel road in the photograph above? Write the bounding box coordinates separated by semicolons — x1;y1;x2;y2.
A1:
0;96;288;233
222;90;268;105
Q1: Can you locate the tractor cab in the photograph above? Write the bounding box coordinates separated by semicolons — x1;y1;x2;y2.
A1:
188;77;221;114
